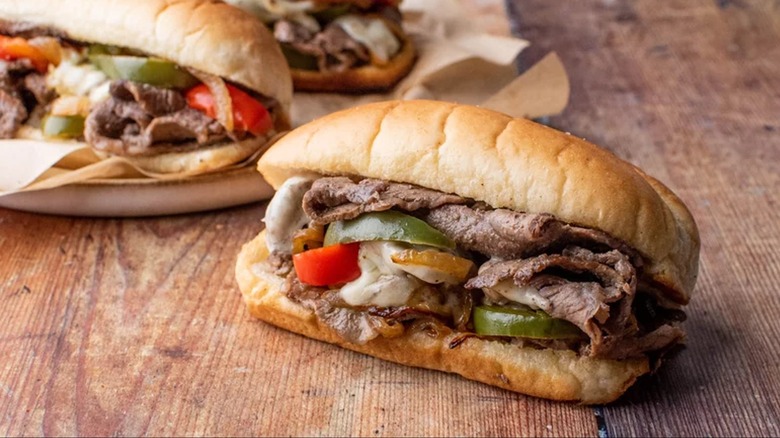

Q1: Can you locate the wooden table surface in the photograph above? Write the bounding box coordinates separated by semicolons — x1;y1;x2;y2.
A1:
2;0;778;436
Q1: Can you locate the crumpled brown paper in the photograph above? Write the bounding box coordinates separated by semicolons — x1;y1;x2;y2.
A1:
0;0;569;205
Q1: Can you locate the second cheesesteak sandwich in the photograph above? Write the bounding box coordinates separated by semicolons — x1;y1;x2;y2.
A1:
236;100;700;403
0;0;292;174
224;0;415;92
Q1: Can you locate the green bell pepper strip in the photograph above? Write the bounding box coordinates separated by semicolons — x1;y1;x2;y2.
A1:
472;305;585;340
42;115;85;139
87;44;126;56
89;54;199;89
280;44;319;71
323;210;456;250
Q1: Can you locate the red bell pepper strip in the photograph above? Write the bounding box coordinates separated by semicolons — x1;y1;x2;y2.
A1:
293;243;361;287
185;83;273;136
0;36;49;73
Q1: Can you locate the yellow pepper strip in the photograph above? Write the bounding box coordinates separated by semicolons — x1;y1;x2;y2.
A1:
390;249;475;284
292;225;325;254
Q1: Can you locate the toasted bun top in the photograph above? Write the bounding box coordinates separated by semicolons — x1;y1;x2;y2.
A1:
0;0;293;113
258;100;700;303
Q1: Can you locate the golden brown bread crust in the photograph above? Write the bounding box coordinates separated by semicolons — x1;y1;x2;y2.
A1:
92;135;262;175
257;100;700;303
290;28;416;93
0;0;293;113
235;231;650;404
9;125;287;175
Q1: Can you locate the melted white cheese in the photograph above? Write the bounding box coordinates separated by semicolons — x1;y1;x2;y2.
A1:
482;280;549;310
46;51;110;105
225;0;321;32
224;2;401;62
264;176;315;254
339;242;468;307
340;242;420;307
334;15;401;64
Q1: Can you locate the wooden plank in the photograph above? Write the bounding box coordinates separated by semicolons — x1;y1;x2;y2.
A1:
508;0;780;435
4;0;778;435
0;206;598;436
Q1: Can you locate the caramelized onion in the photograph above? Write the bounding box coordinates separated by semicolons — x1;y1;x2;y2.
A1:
187;68;234;132
50;96;91;117
28;37;62;66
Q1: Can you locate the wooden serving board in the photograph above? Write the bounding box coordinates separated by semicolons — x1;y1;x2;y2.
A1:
1;0;779;436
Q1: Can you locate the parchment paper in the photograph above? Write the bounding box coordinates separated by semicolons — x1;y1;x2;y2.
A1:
0;0;569;197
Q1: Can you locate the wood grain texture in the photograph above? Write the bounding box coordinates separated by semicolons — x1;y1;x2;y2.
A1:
509;0;780;436
1;0;778;436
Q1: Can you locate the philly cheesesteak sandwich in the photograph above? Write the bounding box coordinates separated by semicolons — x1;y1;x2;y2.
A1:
236;100;700;404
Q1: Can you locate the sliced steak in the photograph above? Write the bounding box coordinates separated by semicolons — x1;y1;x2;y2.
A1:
0;58;53;138
303;177;642;263
303;177;467;225
22;72;54;104
424;205;643;263
110;80;186;115
274;20;371;72
464;247;658;359
316;303;405;344
0;89;27;138
85;80;230;156
423;205;566;260
266;251;293;277
0;59;34;87
314;24;370;72
284;273;403;344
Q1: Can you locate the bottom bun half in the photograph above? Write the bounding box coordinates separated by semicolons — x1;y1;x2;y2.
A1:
235;231;650;404
290;34;416;93
95;135;267;175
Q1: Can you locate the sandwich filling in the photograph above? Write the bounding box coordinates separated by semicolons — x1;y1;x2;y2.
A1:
226;0;404;73
0;20;283;160
259;176;687;360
